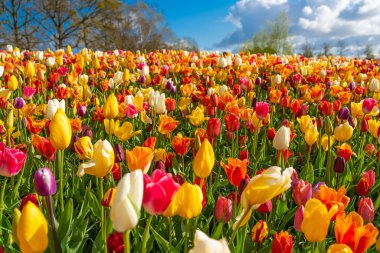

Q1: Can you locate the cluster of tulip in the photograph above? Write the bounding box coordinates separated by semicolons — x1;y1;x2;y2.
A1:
0;44;380;253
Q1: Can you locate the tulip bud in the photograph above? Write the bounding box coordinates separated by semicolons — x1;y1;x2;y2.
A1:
6;109;14;131
361;119;369;133
7;75;18;91
74;136;93;160
103;93;119;119
362;98;377;114
250;220;268;244
334;157;345;174
273;126;290;150
257;200;272;213
294;206;304;232
34;168;57;196
82;126;93;139
215;196;232;223
324;117;333;135
292;180;312;206
316;115;324;129
358;197;374;222
113;144;125;163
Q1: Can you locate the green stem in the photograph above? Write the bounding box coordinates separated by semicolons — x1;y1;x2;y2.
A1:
47;195;60;253
141;215;153;253
100;178;106;251
184;219;190;253
58;150;65;212
229;207;251;248
168;217;173;245
124;230;130;253
0;177;8;235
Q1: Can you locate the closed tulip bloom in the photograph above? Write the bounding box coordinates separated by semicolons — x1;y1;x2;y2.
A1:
49;108;72;150
358;197;374;223
250;220;269;244
255;102;270;120
113;144;125;163
8;75;18;91
77;139;114;178
74;136;93;160
220;158;247;187
142;169;180;215
301;198;339;242
327;244;353;253
369;78;379;93
45;99;65;120
271;231;293;253
273;126;290;150
258;200;272;213
0;142;27;177
206;118;221;139
215;196;232;223
103;93;119;119
126;147;154;173
294;205;304;232
241;166;293;208
101;187;116;208
34;168;57;196
334;157;345;173
292;179;312;206
193;139;214;178
362;98;377;114
334;122;353;142
224;114;240;132
110;170;144;232
319;134;335;151
297;115;312;133
25;61;35;78
17;202;48;253
189;230;230;253
305;124;319;146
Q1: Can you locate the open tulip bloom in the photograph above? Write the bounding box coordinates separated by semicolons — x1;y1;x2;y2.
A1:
1;48;380;253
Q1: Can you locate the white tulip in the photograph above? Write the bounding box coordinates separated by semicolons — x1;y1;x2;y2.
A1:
0;65;4;77
207;88;216;96
6;45;13;52
219;85;228;95
320;70;326;78
113;71;123;86
218;57;228;68
95;51;103;58
273;126;290;151
234;56;242;67
154;93;166;114
274;74;282;85
369;78;379;93
46;99;65;120
136;56;146;64
113;49;119;56
35;51;44;61
140;65;149;76
110;170;143;232
13;50;21;58
124;95;134;106
46;57;55;67
189;230;230;253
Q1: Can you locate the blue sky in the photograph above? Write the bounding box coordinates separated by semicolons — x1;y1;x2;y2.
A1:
130;0;380;55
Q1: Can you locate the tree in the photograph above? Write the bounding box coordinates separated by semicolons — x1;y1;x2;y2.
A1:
322;42;330;56
337;40;346;56
301;40;313;58
364;44;375;59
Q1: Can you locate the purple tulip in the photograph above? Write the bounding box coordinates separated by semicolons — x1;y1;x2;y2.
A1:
77;105;87;117
165;80;174;91
139;75;146;84
255;77;261;85
113;144;125;163
348;116;356;128
326;81;332;88
334;157;345;173
338;107;350;120
348;82;356;91
34;168;57;196
154;160;165;171
13;97;25;109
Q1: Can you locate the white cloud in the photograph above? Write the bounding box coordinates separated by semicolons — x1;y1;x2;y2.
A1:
302;6;312;15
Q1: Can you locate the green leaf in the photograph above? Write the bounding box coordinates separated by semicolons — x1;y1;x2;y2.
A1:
211;222;224;239
57;198;73;251
151;227;180;253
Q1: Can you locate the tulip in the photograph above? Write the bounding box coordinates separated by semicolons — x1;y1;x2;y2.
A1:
358;197;374;222
17;202;48;253
107;233;124;253
25;61;35;78
224;114;240;132
327;244;353;253
189;230;230;253
292;179;312;206
305;124;319;146
206;118;221;140
301;198;339;242
334;122;353;142
250;220;268;244
7;75;18;91
77;139;115;178
369;78;379;93
157;115;180;135
172;133;192;156
294;205;304;232
271;231;293;253
255;102;269;120
338;107;350;120
334;157;345;173
142;169;179;215
45;99;65;120
34;168;57;196
297;115;312;133
49;108;72;150
257;200;272;213
103;93;119;119
77;105;87;117
13;97;25;109
74;136;93;160
187;106;209;126
101;187;116;208
356;170;375;196
220;158;247;187
273;126;290;150
110;170;143;232
0;142;27;177
362;98;377;114
113;144;125;163
193;139;214;178
215;196;232;223
32;135;56;161
241;166;293;208
126;147;154;173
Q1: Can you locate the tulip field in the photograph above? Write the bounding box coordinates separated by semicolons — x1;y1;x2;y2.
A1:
1;47;380;253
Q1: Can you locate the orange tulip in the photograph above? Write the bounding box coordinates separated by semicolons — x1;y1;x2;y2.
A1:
220;158;247;187
172;133;192;156
157;115;180;135
314;185;350;220
126;147;154;173
26;117;48;134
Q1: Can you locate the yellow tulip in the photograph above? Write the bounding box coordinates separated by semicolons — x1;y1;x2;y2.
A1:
104;119;117;135
187;106;209;126
74;136;94;160
103;93;119;119
8;75;18;91
17;202;48;253
12;208;22;244
155;148;167;162
193;139;214;178
126;147;154;173
327;244;353;253
164;182;203;219
301;198;339;242
334;122;353;142
0;88;11;99
241;166;293;208
77;139;114;177
368;119;380;138
49;108;72;150
25;61;35;78
319;134;335;151
114;121;141;141
297;115;312;133
305;124;319;146
67;45;72;55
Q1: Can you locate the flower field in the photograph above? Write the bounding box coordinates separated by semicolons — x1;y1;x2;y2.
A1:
1;46;380;253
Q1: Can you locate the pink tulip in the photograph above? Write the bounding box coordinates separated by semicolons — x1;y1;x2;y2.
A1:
258;200;272;213
143;169;179;215
292;179;312;206
215;196;232;223
255;102;269;120
126;104;138;118
362;98;377;114
358;197;374;222
0;142;27;177
294;205;304;232
22;86;36;100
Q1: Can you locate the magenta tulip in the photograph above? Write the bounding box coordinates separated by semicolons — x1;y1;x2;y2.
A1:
358;197;374;222
292;179;312;206
215;196;232;223
34;168;57;196
0;143;27;177
362;98;377;114
142;169;179;215
294;205;304;232
255;102;269;120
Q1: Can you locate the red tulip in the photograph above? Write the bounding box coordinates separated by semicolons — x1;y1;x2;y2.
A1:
268;127;276;141
362;98;377;114
19;193;39;211
0;142;27;177
258;200;272;213
358;197;374;222
356;170;375;196
215;196;232;223
224;114;240;132
271;231;293;253
107;233;124;253
292;179;312;206
255;102;270;120
142;169;180;215
206;118;221;140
